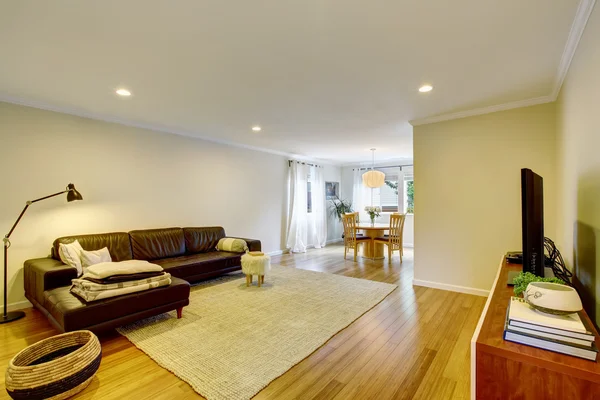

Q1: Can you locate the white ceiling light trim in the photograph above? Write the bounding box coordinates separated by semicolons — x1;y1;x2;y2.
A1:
419;85;433;93
115;88;131;96
551;0;597;100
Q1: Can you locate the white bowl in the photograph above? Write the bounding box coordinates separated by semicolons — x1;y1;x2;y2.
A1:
524;282;582;315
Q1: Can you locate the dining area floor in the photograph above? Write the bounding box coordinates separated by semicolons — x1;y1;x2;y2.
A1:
281;242;413;283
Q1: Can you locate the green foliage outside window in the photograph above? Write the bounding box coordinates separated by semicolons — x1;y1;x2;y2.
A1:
384;180;398;194
406;181;414;213
385;180;414;214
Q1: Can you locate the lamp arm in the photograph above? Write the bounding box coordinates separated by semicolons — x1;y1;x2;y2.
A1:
30;189;69;204
4;189;69;242
4;203;30;244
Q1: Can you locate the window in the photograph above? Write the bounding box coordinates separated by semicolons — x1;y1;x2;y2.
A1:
404;180;414;213
367;168;399;213
403;166;414;214
362;167;413;214
381;179;399;212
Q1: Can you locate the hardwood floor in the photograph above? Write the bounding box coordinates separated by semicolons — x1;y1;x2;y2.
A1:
0;245;485;399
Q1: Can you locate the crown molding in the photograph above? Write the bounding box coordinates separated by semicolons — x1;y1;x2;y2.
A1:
0;94;341;166
411;0;596;127
551;0;597;100
3;1;596;144
409;95;554;126
341;157;413;168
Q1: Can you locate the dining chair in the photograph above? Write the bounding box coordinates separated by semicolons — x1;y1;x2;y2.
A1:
344;212;364;237
342;213;370;262
374;213;406;263
344;212;359;221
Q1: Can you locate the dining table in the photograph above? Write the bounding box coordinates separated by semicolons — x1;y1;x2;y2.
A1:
355;223;389;259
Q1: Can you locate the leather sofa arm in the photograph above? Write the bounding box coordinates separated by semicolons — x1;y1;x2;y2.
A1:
230;237;262;252
24;258;77;305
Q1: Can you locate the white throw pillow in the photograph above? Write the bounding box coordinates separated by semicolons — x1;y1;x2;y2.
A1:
84;260;163;280
58;240;84;276
80;247;112;274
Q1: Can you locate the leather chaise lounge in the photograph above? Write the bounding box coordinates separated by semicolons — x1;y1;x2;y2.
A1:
24;226;261;333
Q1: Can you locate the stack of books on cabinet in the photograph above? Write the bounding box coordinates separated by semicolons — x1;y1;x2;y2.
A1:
504;297;598;361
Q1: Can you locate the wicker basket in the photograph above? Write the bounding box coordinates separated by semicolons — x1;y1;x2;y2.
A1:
5;330;102;400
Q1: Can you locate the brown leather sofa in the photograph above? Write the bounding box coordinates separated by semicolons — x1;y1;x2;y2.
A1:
24;226;261;333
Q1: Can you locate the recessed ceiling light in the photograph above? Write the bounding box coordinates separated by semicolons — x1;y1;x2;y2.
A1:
419;85;433;93
116;88;131;96
252;126;262;132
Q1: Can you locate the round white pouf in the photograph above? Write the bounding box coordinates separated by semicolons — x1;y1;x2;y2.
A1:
241;253;271;287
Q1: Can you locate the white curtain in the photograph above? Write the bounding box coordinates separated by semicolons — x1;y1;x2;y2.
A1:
352;169;369;221
286;162;308;253
310;166;327;248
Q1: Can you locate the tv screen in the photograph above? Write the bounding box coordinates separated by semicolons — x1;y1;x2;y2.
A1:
521;168;545;277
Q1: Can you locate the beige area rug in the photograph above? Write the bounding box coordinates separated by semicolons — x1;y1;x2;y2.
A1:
117;265;397;400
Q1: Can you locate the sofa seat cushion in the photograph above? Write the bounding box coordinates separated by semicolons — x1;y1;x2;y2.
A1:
154;251;241;279
43;277;190;332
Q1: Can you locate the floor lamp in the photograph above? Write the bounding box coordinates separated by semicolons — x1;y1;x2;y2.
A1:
2;183;83;324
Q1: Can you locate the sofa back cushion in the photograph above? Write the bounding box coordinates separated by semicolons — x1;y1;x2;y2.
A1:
52;232;132;262
129;228;185;260
183;227;226;254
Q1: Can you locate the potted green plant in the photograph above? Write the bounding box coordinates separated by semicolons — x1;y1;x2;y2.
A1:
329;195;353;222
328;196;353;238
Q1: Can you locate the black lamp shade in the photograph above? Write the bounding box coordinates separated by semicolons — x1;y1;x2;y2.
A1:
66;183;83;202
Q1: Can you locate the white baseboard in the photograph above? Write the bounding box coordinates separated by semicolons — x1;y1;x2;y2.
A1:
412;279;489;297
1;300;32;313
278;239;343;255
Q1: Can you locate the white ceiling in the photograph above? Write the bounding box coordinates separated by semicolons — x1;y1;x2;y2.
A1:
0;0;582;164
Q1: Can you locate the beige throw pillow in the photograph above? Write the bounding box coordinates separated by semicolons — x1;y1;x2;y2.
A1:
58;240;84;276
216;238;248;253
80;247;112;274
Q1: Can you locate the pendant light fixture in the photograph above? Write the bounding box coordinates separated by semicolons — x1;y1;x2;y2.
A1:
362;148;385;188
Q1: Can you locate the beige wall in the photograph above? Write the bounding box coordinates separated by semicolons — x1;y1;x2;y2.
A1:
0;102;290;309
556;6;600;323
413;103;557;293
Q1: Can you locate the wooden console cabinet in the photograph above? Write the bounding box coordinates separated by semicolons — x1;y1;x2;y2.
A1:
470;256;600;399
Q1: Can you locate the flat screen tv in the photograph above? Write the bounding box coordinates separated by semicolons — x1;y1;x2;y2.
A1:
521;168;545;277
